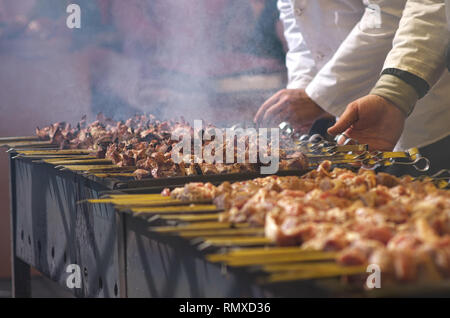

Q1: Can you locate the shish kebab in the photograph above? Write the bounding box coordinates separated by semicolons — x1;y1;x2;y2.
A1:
163;161;450;282
34;114;308;179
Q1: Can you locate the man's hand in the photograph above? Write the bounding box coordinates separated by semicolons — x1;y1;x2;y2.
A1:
327;95;406;151
254;89;328;132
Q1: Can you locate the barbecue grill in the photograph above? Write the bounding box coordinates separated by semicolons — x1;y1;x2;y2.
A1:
8;152;320;297
3;135;450;298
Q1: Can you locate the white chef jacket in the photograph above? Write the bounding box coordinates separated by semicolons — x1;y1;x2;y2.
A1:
280;0;450;150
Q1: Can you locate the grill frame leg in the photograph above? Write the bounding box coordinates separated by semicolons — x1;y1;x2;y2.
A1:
11;258;31;298
9;153;31;298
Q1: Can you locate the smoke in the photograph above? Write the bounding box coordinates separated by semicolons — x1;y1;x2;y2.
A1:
0;0;286;129
141;0;286;126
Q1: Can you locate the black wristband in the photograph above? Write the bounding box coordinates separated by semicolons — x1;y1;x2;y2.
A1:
381;68;430;99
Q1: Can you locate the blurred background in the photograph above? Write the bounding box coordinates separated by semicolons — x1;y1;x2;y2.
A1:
0;0;287;280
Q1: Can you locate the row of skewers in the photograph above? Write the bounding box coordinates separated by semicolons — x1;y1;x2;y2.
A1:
86;161;450;290
0;122;434;190
31;114;310;179
0;113;435;182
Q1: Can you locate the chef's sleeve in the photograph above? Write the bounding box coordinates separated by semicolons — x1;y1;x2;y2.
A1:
278;0;318;89
370;0;449;116
304;0;405;117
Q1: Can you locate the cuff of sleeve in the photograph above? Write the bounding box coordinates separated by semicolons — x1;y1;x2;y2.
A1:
287;79;312;90
305;84;345;117
370;74;418;116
